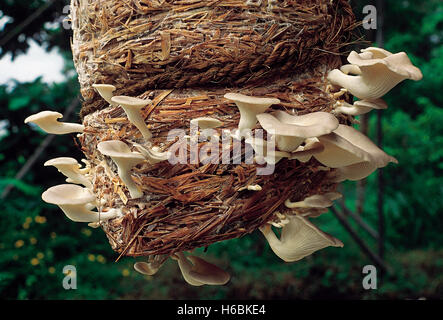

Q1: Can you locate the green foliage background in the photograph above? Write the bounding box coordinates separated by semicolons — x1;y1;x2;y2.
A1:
0;0;442;299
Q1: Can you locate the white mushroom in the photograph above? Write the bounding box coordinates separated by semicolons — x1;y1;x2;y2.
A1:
190;117;223;130
172;252;230;286
41;184;119;222
245;136;290;164
329;161;378;182
134;255;167;276
111;96;152;141
24;111;84;134
332;99;388;116
285;192;342;209
259;215;343;262
133;143;169;164
327;47;423;100
224;93;280;138
92;84;117;106
256;111;339;152
97;140;145;199
313;124;398;168
289;138;325;162
44;157;92;188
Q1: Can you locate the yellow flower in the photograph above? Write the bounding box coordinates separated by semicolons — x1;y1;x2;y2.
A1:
22;223;30;230
30;258;39;266
50;232;57;239
37;252;44;259
81;228;92;237
15;240;24;248
88;254;95;262
122;269;130;277
48;267;55;274
35;216;47;224
96;255;106;264
25;217;33;224
30;237;37;245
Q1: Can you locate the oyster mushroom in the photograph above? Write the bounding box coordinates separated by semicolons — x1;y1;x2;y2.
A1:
289;138;325;162
333;99;388;116
111;96;152;141
24;111;84;134
224;93;280;138
44;157;92;189
42;184;119;222
92;84;117;106
172;252;230;286
133;143;169;164
97;140;145;199
256;111;339;152
313;124;398;168
285;192;342;209
327;47;423;100
329;161;379;182
245;136;290;164
134;255;167;276
259;215;343;262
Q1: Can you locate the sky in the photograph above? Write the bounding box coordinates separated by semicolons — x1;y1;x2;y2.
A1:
0;39;65;85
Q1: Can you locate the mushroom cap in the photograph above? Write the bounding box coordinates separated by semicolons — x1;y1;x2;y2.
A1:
92;84;116;91
224;93;280;107
347;50;423;81
315;124;398;168
260;215;343;262
187;256;230;285
24;110;62;124
111;96;151;109
257;111;339;138
44;157;79;167
354;99;388;110
97;140;145;161
42;184;95;206
190;117;223;129
134;261;160;276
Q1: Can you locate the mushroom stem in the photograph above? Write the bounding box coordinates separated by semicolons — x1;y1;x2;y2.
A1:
111;96;152;141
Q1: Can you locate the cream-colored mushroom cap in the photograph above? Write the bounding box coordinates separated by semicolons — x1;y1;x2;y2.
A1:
224;93;280;137
314;124;398;168
44;157;92;188
190;117;223;129
285;192;341;209
41;184;118;222
289;138;325;162
173;252;230;286
348;49;423;80
330;161;378;182
134;262;161;276
259;215;343;262
97;140;145;199
111;96;152;141
92;84;117;106
256;111;339;152
328;48;423;100
24;111;84;134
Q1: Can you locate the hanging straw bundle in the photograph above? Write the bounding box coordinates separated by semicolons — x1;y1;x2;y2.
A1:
25;0;422;285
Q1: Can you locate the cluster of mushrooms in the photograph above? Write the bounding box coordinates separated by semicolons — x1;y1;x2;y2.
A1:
24;47;422;286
